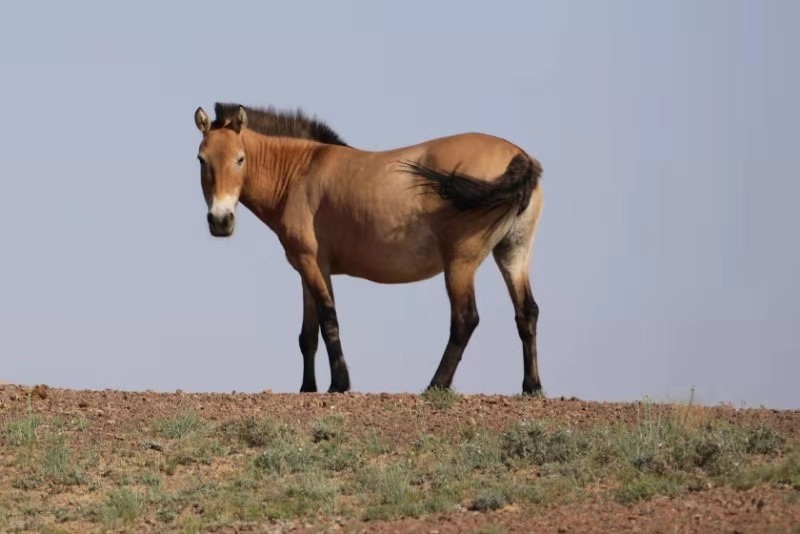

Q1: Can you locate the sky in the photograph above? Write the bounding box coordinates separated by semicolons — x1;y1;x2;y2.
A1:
0;1;798;408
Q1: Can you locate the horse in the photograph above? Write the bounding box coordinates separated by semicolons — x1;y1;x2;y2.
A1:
193;103;544;394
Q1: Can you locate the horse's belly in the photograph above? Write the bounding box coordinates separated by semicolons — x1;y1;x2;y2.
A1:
328;223;444;284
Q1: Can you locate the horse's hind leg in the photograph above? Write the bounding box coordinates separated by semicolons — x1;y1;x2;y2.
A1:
493;214;542;394
428;260;480;390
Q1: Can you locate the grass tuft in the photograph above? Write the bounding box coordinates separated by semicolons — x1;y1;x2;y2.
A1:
502;421;586;465
312;414;346;443
156;411;204;439
358;464;420;509
421;387;459;410
101;488;144;526
745;425;785;455
254;433;314;476
469;491;509;511
5;413;41;448
41;436;85;485
218;417;280;448
615;474;683;504
731;452;800;490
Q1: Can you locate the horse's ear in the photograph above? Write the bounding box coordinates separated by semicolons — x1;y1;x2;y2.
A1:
195;107;211;133
231;106;248;134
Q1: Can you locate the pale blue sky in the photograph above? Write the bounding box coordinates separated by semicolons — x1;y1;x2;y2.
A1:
1;1;797;408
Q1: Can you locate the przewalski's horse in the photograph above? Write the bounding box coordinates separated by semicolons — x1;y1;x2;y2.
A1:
194;103;544;394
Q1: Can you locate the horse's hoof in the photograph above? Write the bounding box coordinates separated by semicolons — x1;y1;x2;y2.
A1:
425;385;451;392
327;385;349;394
522;376;543;397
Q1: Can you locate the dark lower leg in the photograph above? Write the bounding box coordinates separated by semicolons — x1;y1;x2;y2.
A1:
298;326;318;392
516;289;541;394
428;307;479;389
295;257;350;393
298;283;319;392
318;305;350;393
429;266;479;390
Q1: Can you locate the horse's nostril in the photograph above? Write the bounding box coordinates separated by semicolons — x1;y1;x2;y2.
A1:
207;212;234;233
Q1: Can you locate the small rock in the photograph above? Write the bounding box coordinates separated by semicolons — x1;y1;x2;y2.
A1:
78;401;88;408
143;441;164;452
32;384;49;400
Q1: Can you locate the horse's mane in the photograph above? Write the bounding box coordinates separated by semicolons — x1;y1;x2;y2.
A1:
212;103;348;147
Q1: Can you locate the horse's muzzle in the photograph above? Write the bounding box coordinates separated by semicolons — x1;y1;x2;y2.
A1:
207;212;235;237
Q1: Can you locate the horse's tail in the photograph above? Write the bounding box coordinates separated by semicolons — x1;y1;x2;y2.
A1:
401;152;541;216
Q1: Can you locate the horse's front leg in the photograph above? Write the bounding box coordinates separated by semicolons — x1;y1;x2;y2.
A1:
298;282;319;392
294;255;350;393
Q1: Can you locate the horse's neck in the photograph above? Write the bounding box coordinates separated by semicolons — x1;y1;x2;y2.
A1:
240;132;318;228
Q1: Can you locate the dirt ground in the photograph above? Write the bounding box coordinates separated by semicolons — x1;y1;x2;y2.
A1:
1;384;799;533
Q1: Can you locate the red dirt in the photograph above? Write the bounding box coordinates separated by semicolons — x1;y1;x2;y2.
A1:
1;384;799;533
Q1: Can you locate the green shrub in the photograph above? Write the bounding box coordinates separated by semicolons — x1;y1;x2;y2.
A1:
157;411;204;439
502;422;586;465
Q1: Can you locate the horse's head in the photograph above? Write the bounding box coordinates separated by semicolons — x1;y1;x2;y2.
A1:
194;106;248;237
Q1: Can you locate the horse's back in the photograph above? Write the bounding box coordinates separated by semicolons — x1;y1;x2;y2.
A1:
385;132;524;183
310;132;534;283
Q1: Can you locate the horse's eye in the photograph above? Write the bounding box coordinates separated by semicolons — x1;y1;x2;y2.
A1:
236;156;245;166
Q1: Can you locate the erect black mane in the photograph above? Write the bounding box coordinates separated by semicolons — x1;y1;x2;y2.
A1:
212;102;348;147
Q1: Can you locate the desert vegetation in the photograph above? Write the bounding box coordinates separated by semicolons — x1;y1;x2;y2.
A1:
1;385;798;532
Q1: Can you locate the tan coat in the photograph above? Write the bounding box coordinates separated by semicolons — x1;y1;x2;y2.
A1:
194;105;543;395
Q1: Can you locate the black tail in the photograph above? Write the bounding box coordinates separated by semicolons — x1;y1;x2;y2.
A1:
401;153;541;216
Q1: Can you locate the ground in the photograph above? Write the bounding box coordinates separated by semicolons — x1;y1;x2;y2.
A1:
1;384;799;533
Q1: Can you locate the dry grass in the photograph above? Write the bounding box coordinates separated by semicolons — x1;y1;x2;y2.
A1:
0;393;797;532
